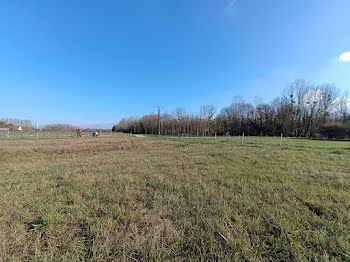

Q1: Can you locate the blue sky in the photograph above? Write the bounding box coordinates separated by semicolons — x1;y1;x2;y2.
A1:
1;0;350;128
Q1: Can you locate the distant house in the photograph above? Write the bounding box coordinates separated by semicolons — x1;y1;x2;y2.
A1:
9;125;20;131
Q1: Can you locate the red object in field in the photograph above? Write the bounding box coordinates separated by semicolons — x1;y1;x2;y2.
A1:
76;129;81;138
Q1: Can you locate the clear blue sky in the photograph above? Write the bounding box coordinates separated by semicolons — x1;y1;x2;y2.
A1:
1;0;350;128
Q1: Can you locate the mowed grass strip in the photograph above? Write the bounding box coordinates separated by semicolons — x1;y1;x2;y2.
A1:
0;137;349;261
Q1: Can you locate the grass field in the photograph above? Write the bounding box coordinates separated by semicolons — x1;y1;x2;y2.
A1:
0;136;350;261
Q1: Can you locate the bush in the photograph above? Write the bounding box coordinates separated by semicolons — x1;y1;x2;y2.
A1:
319;122;350;139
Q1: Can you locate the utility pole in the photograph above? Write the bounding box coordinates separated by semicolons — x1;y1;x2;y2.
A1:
36;121;39;140
154;106;161;136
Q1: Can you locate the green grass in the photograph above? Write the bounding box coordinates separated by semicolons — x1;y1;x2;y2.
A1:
0;137;349;261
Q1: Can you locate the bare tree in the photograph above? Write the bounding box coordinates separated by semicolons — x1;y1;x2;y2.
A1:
44;124;77;131
110;79;350;138
200;105;217;135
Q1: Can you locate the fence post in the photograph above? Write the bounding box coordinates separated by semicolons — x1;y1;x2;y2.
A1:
242;132;244;145
260;131;262;143
280;133;283;146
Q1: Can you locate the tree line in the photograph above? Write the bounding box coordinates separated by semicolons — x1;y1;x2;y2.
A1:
0;118;33;128
43;124;77;132
112;80;350;138
113;80;350;138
